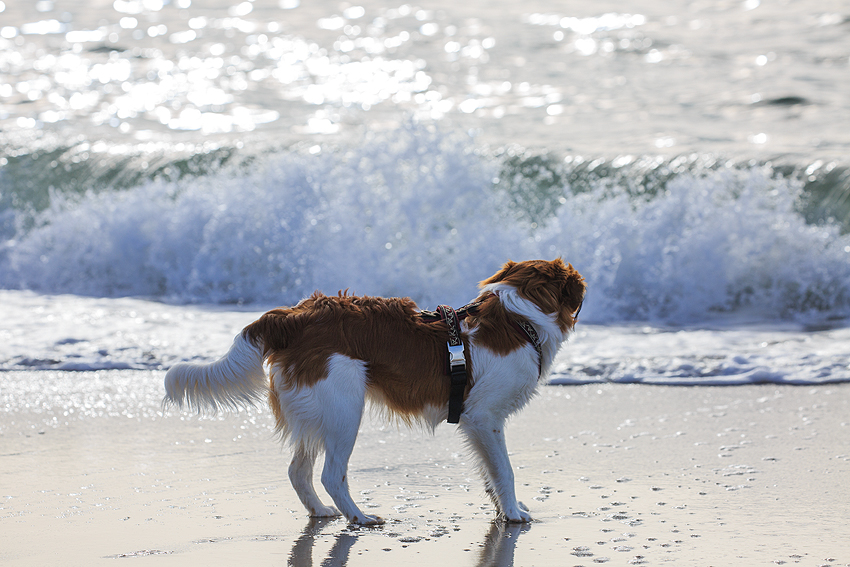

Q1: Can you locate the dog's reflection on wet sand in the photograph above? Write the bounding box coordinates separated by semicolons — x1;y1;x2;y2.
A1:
286;518;531;567
474;522;531;567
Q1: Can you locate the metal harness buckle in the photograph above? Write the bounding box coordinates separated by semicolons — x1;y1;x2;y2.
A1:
448;343;466;370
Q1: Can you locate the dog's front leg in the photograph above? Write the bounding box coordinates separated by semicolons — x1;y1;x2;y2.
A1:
461;421;532;523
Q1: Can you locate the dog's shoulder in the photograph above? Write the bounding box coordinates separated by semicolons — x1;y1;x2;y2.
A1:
465;294;530;355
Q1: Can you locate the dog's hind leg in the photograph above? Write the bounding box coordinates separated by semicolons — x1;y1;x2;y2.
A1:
289;444;339;518
321;430;382;525
461;420;532;523
314;354;383;526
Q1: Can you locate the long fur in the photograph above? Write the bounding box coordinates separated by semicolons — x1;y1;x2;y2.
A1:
163;333;267;412
163;259;585;525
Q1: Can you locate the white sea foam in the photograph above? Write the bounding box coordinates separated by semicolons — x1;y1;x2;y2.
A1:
2;127;849;324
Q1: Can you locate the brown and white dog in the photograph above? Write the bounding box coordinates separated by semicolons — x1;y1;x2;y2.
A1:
164;259;585;525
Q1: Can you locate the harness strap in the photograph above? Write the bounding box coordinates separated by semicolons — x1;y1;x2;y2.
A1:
418;296;485;323
420;294;544;424
436;305;466;424
510;319;543;376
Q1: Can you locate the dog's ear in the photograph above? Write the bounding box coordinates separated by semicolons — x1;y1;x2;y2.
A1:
561;263;586;311
479;260;517;287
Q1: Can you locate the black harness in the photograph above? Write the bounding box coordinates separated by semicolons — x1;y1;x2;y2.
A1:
418;295;543;424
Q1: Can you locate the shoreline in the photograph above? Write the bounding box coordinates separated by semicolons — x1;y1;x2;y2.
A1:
2;377;848;565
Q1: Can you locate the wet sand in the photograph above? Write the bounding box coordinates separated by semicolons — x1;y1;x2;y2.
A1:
1;375;849;566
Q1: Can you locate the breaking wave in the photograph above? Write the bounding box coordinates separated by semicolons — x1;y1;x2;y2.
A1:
2;124;849;324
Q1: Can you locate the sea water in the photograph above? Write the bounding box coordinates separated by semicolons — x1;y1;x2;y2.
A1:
1;0;850;393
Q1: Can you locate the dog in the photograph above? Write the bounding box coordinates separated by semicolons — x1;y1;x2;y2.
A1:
163;259;585;525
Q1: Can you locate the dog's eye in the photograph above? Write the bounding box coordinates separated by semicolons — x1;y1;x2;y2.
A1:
572;299;583;321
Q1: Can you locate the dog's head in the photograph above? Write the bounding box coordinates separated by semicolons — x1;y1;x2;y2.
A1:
481;259;586;331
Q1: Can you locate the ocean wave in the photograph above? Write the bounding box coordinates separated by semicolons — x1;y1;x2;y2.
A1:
2;125;850;324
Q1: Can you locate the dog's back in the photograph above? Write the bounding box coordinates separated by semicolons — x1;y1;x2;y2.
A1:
243;291;453;418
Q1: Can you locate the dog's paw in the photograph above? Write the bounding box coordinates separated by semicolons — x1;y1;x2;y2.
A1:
518;501;529;512
505;512;532;524
350;514;384;526
503;505;533;524
310;505;341;518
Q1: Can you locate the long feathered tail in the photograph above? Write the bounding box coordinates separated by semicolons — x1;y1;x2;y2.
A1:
163;332;267;413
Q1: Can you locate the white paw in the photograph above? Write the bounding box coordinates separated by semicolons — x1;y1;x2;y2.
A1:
503;505;533;524
518;501;529;512
310;505;341;518
350;514;384;526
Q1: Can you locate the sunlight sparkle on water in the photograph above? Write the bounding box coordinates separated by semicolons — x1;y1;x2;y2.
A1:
2;0;845;156
0;1;645;142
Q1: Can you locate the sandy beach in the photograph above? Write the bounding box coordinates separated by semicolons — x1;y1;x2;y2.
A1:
2;372;848;566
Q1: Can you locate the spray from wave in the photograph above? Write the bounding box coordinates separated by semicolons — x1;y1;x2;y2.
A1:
1;124;849;323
